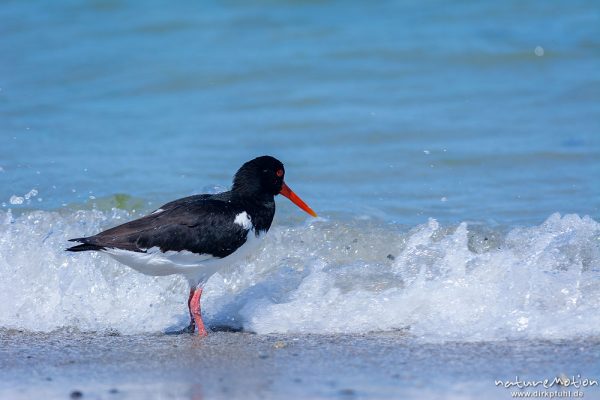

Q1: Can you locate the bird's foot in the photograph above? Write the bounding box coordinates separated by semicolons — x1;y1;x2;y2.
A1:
165;322;196;335
196;326;208;337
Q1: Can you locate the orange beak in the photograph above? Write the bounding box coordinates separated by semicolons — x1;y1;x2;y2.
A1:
279;182;318;217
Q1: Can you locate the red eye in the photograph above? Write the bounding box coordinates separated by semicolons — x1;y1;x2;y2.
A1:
276;169;284;177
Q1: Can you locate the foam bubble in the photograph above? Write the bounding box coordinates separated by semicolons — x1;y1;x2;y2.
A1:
9;195;24;205
535;46;545;56
0;209;188;333
0;209;599;341
24;189;38;200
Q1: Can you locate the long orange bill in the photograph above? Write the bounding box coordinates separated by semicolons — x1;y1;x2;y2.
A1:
279;182;318;217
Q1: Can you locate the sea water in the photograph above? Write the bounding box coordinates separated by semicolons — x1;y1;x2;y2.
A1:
1;208;599;342
1;1;598;226
1;0;598;340
0;1;599;398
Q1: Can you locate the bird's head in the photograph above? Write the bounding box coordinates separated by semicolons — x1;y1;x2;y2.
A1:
232;155;317;217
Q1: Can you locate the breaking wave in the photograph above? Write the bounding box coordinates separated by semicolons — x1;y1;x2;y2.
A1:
1;208;599;341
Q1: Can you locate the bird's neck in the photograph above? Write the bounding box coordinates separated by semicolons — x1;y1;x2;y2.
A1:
233;192;276;233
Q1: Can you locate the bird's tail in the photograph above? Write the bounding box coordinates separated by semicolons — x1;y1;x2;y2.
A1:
65;237;105;252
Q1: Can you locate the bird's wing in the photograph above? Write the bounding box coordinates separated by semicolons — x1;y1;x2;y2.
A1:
69;193;252;258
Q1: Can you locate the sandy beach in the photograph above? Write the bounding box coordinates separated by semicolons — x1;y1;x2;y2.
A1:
2;330;599;399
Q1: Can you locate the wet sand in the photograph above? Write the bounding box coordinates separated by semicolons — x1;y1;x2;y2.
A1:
1;330;600;399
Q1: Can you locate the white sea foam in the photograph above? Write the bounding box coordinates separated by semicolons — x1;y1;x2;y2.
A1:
0;209;598;341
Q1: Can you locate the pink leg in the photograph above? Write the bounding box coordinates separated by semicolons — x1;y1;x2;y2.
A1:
186;289;196;332
189;287;208;337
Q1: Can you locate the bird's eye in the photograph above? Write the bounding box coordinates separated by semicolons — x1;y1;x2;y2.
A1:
276;169;284;177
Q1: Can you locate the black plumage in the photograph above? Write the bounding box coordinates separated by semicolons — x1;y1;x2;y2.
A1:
67;157;281;257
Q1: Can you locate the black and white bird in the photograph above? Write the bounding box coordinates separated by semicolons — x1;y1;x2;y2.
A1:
66;156;317;336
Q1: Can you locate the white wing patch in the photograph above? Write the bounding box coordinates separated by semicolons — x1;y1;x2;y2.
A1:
234;211;253;230
151;208;164;215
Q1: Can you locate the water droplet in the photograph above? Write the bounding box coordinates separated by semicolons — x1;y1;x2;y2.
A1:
24;189;38;200
534;46;544;56
9;195;24;205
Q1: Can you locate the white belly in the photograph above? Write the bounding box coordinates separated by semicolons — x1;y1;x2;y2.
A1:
104;230;265;286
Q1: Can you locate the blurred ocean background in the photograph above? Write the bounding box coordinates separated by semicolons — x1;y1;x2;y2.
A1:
1;0;598;224
1;1;600;398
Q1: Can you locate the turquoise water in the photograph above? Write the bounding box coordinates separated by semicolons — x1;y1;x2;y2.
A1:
3;0;600;338
1;0;598;225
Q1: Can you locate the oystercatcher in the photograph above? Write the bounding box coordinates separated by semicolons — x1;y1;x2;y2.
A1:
66;156;317;336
